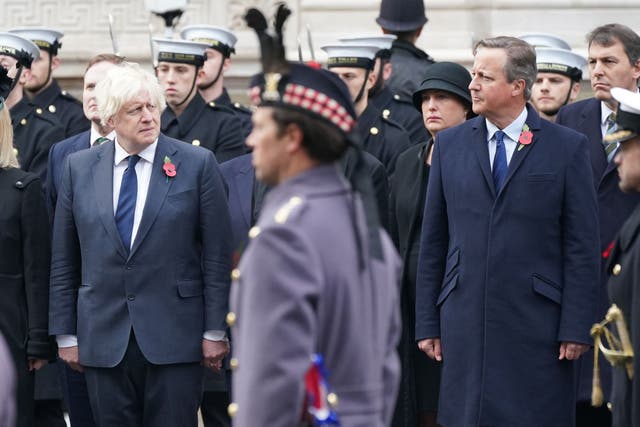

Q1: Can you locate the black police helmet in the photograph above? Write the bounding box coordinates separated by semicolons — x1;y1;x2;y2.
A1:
376;0;428;32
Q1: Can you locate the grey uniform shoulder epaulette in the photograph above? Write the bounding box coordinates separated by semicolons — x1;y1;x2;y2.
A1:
207;101;237;116
247;196;307;243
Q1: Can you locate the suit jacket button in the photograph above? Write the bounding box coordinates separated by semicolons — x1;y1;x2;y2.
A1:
48;105;57;113
248;226;261;239
192;139;201;146
127;295;135;301
231;269;240;281
612;264;622;276
226;312;236;327
370;127;379;135
227;402;238;417
229;357;239;370
36;108;43;114
382;109;390;119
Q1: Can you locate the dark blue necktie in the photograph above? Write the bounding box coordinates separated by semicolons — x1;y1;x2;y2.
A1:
115;155;140;252
492;130;508;193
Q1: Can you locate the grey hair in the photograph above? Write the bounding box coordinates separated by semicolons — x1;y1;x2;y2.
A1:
95;61;166;126
473;36;537;100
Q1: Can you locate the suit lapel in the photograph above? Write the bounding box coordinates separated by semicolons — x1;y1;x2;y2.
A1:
92;142;128;259
500;104;539;194
129;135;178;258
470;117;494;196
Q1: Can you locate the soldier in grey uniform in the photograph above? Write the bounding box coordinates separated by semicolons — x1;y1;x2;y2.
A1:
180;25;254;138
229;5;401;426
376;0;435;102
154;38;245;163
9;28;90;137
322;42;412;175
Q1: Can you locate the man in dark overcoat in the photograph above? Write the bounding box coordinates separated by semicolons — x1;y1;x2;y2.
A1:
415;36;600;426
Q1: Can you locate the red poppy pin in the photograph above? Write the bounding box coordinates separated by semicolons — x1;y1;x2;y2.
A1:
602;240;615;259
163;156;176;182
517;123;533;151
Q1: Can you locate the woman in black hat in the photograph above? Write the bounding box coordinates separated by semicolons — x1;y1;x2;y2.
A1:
389;61;474;427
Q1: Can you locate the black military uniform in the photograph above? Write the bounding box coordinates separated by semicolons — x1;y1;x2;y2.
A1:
27;79;88;137
181;25;253;140
376;0;435;102
371;86;428;145
214;88;253;139
9;27;89;137
357;104;412;175
596;87;640;427
155;38;245;164
161;93;245;164
321;43;413;175
11;96;65;188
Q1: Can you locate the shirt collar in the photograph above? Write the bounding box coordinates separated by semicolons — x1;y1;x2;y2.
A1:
90;126;116;146
485;107;528;142
113;138;158;166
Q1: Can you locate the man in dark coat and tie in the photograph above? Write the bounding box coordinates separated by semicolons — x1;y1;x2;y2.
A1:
49;62;233;426
415;36;600;427
556;23;640;426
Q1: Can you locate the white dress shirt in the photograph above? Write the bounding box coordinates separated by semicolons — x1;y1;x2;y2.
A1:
90;127;116;147
486;107;528;169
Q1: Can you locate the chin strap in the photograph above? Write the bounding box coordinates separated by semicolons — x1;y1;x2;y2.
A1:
353;69;371;105
198;58;225;91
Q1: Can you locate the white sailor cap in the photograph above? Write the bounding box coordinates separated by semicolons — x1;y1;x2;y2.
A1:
0;32;40;68
338;35;396;51
180;25;237;56
604;87;640;143
153;38;209;66
519;33;571;50
321;43;380;69
535;47;586;81
9;27;63;54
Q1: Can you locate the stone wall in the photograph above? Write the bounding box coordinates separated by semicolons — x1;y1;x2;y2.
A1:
4;0;640;100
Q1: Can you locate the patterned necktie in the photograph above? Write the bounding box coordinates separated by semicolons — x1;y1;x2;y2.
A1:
93;137;111;147
492;130;508;193
115;155;140;253
604;113;619;162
